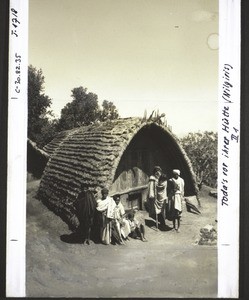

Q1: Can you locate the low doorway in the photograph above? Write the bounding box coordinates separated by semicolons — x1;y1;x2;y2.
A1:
127;192;142;210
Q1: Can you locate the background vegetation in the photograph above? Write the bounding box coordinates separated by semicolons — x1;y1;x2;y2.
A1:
28;65;217;188
28;65;119;147
180;132;217;188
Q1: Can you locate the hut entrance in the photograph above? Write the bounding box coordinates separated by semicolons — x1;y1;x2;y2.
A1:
127;192;142;210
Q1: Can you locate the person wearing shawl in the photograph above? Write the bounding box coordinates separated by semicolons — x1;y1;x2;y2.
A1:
147;166;167;229
168;169;185;232
155;173;168;225
96;188;116;245
112;194;131;244
147;166;162;216
75;186;97;244
148;166;162;201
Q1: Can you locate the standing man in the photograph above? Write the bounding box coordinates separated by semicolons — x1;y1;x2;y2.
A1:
156;173;168;225
168;169;185;232
75;185;97;244
96;188;116;245
147;165;162;229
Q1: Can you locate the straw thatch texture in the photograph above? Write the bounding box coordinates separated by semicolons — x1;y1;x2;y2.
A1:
38;118;198;228
43;128;80;156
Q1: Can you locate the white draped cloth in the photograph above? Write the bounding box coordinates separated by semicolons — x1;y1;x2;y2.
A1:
170;177;185;212
113;202;131;239
96;196;116;218
96;196;116;244
148;175;158;199
155;180;167;216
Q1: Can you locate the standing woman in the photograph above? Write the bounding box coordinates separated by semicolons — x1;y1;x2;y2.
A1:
96;188;116;244
168;169;185;232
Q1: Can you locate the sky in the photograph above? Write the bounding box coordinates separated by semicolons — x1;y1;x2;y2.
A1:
29;0;218;137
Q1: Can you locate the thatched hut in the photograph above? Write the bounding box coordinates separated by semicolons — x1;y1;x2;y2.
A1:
38;117;198;229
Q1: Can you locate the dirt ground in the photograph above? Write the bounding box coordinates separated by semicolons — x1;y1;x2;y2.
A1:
26;180;217;298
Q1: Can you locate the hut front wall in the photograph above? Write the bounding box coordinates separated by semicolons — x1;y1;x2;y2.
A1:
110;124;196;210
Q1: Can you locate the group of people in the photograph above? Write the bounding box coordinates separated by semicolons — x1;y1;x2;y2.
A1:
147;166;185;232
96;188;147;245
75;165;185;245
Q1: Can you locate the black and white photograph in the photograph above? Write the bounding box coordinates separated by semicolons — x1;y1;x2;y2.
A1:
6;0;241;298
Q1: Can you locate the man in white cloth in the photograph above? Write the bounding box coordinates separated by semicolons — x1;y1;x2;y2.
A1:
168;169;185;232
112;194;131;244
96;188;116;245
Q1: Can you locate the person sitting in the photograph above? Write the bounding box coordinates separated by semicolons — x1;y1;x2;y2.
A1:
111;194;130;244
127;211;147;242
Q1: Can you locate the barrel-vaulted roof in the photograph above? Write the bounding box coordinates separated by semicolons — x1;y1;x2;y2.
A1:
38;117;198;228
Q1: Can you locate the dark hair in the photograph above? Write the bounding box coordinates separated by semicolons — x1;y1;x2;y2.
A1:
127;212;135;219
113;194;120;200
101;188;109;194
159;173;167;181
153;166;162;174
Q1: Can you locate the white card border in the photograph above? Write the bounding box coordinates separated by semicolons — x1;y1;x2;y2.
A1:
6;0;28;297
6;0;241;297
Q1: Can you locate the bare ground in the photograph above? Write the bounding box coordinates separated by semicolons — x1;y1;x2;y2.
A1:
26;180;217;298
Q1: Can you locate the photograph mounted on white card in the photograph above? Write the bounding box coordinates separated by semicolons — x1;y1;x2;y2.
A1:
6;0;240;298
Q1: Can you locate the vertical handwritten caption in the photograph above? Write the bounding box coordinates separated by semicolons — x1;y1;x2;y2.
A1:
10;7;22;99
221;64;239;207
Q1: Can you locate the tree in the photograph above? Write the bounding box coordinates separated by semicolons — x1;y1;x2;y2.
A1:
28;65;57;147
35;118;59;147
58;87;119;130
99;100;119;121
58;86;100;130
180;131;218;188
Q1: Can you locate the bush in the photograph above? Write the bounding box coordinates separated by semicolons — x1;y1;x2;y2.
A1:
180;132;217;188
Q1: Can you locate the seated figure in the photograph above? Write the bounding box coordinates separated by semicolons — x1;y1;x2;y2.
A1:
127;210;147;242
112;194;131;244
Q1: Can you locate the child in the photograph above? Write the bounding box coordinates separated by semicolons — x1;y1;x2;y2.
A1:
127;211;147;242
112;194;131;244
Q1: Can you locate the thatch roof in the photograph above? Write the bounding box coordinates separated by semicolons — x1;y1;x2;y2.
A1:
43;128;79;156
38;117;198;228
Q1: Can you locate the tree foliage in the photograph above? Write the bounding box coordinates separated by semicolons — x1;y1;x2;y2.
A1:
99;100;119;122
180;131;218;188
58;86;119;130
28;65;58;147
28;66;120;146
